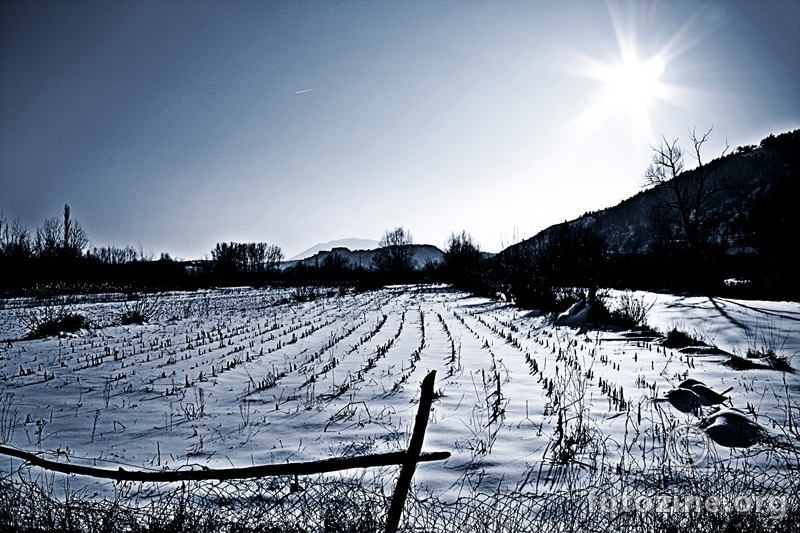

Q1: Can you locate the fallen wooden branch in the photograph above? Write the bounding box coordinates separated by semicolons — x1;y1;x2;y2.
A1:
0;445;448;482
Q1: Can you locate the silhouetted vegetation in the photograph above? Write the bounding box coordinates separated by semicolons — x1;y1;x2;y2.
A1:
442;231;487;293
372;227;416;283
641;128;732;262
484;128;800;305
486;222;608;312
211;242;283;275
2;131;798;304
18;296;89;339
118;293;164;325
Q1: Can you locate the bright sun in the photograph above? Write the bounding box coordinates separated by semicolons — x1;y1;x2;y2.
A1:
550;4;693;174
569;49;672;145
600;55;666;106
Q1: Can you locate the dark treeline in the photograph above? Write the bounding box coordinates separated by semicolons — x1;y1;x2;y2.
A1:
0;210;442;296
1;204;201;295
3;130;797;303
611;129;800;301
1;210;795;304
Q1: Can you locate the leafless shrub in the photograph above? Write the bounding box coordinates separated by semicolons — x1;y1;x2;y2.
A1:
611;290;655;328
119;293;163;325
17;296;88;339
740;317;794;372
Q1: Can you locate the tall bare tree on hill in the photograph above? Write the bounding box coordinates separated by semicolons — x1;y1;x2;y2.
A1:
641;127;731;259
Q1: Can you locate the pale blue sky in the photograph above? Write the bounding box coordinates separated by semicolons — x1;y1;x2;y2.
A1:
1;1;798;259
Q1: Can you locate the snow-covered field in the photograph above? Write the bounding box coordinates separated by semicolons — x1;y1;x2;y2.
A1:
0;286;798;501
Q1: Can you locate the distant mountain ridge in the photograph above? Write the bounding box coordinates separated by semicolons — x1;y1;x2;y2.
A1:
282;244;444;270
289;238;380;261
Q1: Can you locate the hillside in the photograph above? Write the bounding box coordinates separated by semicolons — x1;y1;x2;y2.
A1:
507;129;800;258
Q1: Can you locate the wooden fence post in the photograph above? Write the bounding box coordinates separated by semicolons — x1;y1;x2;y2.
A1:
385;370;437;533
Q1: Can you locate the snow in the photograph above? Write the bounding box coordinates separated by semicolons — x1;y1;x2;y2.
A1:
554;300;590;327
0;286;797;500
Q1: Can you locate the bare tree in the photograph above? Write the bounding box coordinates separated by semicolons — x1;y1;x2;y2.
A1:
90;245;142;264
211;242;283;273
0;212;32;259
35;217;61;260
443;231;483;288
63;204;72;253
6;219;32;259
642;127;730;258
62;204;88;258
373;227;415;274
33;205;89;260
264;244;284;271
137;245;155;262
